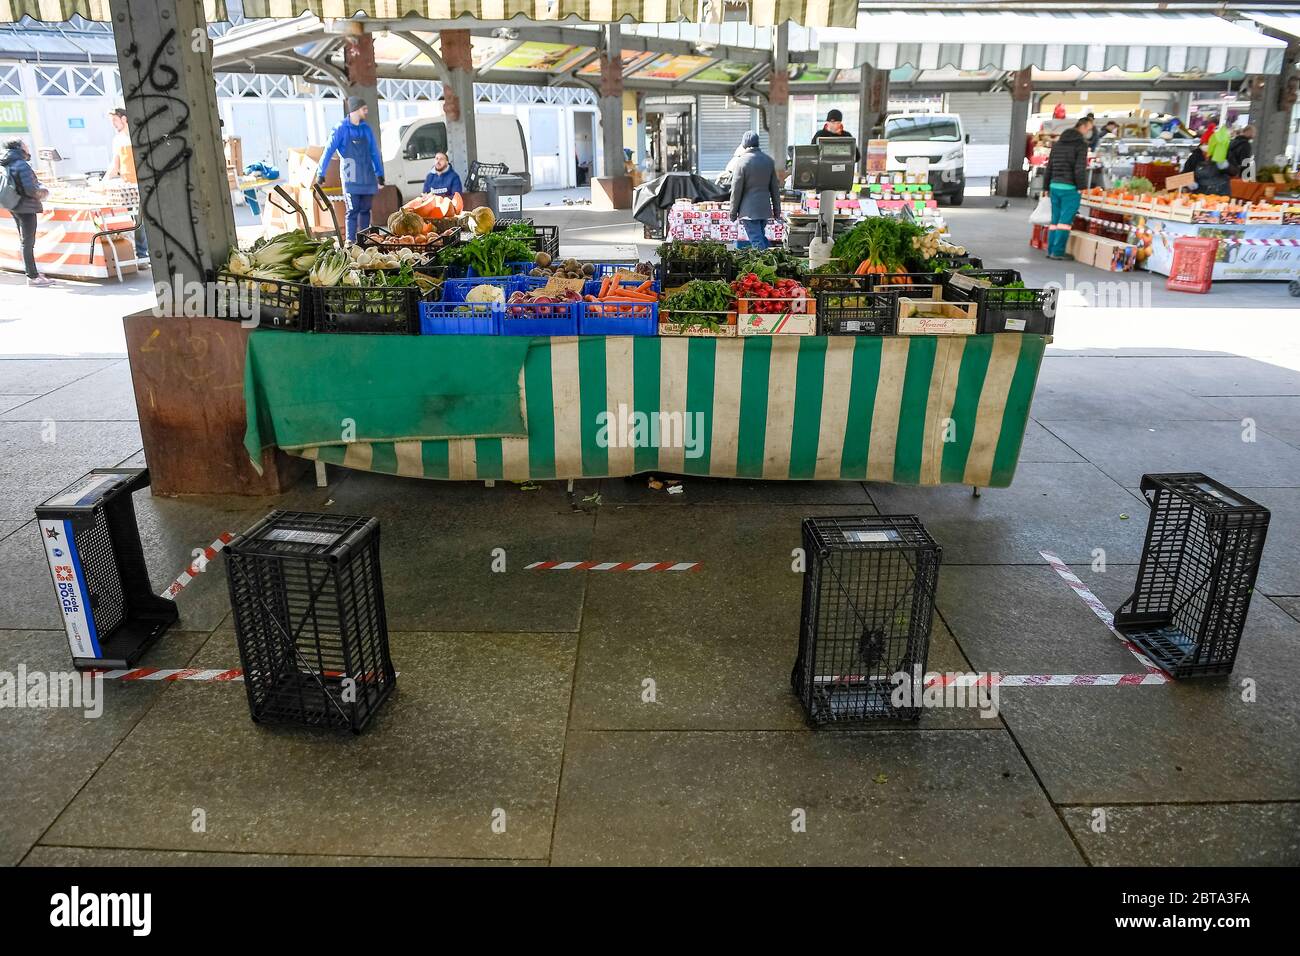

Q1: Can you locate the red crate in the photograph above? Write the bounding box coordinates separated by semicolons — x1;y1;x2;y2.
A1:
1166;237;1219;294
1030;224;1049;250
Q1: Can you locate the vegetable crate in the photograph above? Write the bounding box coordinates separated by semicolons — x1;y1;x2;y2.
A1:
419;301;502;335
816;289;897;335
441;274;545;302
317;286;433;335
806;273;875;295
868;272;947;299
502;300;580;336
658;257;735;286
582;277;661;297
213;270;315;331
1114;474;1270;678
225;511;396;734
944;271;1056;335
579;300;659;336
493;220;559;259
735;297;817;335
356;225;460;257
933;254;984;270
792;516;942;724
658;310;738;337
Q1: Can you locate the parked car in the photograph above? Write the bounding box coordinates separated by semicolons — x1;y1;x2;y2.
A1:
884;111;968;206
380;111;530;201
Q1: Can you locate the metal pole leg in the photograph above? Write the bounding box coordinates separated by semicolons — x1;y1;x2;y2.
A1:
972;486;981;498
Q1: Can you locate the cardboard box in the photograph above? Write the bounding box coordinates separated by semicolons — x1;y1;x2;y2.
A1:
97;235;138;276
896;299;978;335
259;182;346;238
285;146;340;190
737;312;817;335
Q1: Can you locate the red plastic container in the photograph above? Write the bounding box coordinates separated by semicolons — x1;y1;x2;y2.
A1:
1030;224;1049;250
1166;237;1219;294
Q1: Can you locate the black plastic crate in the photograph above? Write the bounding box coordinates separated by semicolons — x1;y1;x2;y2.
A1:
868;272;948;299
1114;474;1270;678
356;225;460;257
317;285;431;334
816;289;897;335
225;511;396;733
932;254;983;270
792;516;942;724
213;270;315;330
806;273;874;295
659;271;729;292
494;220;559;259
944;270;1056;334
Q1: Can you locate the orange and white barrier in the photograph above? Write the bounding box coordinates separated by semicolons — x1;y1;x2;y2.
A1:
0;203;139;279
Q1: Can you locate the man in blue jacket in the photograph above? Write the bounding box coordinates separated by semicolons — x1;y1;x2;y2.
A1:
317;96;384;241
422;152;463;198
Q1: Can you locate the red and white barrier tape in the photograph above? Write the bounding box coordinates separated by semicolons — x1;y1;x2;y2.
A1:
97;667;244;682
525;560;701;572
160;532;235;600
814;672;1167;688
1039;550;1170;681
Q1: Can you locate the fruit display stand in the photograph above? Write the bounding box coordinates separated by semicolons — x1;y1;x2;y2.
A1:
243;331;1048;489
1079;190;1300;281
0;200;139;280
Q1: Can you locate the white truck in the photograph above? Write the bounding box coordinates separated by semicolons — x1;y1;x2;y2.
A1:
380;111;531;202
883;111;968;206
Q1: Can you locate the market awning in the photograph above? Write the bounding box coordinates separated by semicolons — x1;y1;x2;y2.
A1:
1240;9;1300;42
0;0;856;28
815;10;1288;76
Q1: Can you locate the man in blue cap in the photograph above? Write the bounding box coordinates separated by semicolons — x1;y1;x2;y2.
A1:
317;96;384;241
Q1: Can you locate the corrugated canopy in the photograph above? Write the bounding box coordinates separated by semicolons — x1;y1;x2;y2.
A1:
1240;9;1300;41
0;0;857;28
816;10;1288;76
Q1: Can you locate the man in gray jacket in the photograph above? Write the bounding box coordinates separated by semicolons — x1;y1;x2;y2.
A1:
729;131;781;250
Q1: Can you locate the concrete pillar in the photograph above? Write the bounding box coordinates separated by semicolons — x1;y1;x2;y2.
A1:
1251;45;1299;169
857;66;889;175
342;26;380;144
594;23;632;209
441;29;477;175
769;23;790;174
998;68;1033;197
108;0;236;295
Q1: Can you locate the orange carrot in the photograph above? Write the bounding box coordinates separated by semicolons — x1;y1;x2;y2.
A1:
635;280;653;293
599;277;611;298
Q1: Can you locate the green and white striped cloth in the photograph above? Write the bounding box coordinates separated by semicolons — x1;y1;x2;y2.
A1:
296;333;1047;488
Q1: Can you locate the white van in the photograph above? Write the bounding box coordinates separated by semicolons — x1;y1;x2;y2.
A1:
883;111;968;206
381;111;530;202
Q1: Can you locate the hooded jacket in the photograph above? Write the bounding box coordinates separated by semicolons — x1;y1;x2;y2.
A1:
318;119;383;195
1;147;43;214
1045;127;1089;190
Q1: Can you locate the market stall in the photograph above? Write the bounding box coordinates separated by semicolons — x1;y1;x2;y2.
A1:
0;190;140;280
227;189;1051;489
1075;185;1300;280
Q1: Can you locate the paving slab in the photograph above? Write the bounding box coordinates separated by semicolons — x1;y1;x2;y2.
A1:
1042;420;1300;490
0;519;27;542
1199;395;1300;452
0;358;120;395
0;419;143;520
43;630;574;860
22;846;544;866
1061;803;1300;866
321;471;598;633
1;360;138;422
597;475;871;506
1033;357;1235;421
990;585;1300;805
0;395;34;414
1139;356;1300;397
867;461;1148;565
1236;487;1300;598
1019;420;1085;463
1273;597;1300;624
0;628;210;868
937;564;1147;677
551;730;1081;865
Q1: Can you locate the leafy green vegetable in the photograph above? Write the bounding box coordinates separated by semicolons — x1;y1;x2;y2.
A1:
732;247;807;284
661;280;735;331
830;217;926;272
437;226;533;276
656;240;731;265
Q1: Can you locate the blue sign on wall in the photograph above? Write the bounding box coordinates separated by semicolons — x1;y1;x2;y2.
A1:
68;117;85;129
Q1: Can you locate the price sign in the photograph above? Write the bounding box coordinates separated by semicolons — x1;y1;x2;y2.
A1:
1165;172;1196;191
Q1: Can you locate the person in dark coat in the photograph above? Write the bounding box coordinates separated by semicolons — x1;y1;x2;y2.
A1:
1226;125;1254;178
729;131;781;251
1043;116;1093;260
1;139;51;285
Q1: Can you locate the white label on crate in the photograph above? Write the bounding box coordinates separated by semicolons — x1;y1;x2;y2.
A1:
1005;317;1027;331
844;530;897;543
39;518;101;660
946;272;988;293
499;195;522;212
845;320;863;332
264;528;342;546
46;473;121;509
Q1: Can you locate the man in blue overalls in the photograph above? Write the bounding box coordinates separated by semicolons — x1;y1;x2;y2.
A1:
317;96;384;242
422;152;463;198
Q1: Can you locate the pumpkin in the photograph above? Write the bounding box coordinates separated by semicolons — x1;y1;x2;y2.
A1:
389;208;427;237
451;192;464;215
469;206;495;235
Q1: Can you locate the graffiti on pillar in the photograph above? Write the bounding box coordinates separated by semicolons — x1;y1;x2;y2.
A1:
599;53;624;98
122;27;204;278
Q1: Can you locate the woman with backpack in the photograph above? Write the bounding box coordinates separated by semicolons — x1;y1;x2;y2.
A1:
1;139;52;286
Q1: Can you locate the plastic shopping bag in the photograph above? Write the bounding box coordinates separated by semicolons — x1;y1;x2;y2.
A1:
1029;194;1052;225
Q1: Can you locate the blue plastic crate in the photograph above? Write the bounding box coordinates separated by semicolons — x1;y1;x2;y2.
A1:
578;301;659;336
466;262;538;278
441;275;522;303
581;276;661;297
590;262;642;279
500;301;580;336
419;301;503;335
